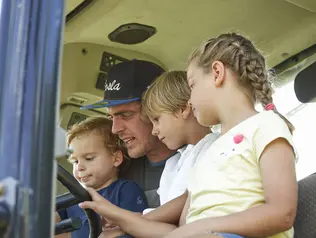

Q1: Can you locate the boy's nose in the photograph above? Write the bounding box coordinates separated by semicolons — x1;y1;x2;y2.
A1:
152;126;159;136
77;162;85;171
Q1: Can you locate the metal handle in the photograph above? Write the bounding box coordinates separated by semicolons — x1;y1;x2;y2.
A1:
55;217;82;235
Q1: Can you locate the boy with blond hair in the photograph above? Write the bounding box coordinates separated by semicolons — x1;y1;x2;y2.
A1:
141;70;219;212
55;117;148;238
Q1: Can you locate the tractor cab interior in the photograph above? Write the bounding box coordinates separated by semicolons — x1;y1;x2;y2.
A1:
43;0;316;237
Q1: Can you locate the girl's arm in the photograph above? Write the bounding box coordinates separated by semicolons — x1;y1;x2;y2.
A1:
79;189;188;238
144;191;188;224
179;192;190;226
163;138;298;238
98;192;188;237
107;207;177;238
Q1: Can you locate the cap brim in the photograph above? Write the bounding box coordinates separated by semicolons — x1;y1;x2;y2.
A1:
80;98;140;110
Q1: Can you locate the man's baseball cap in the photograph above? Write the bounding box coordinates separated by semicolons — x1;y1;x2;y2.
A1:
80;59;165;109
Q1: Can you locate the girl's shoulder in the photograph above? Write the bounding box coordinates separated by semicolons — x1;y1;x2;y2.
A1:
256;111;292;135
231;111;287;135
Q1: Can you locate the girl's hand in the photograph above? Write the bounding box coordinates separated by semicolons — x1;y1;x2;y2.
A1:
102;216;117;229
79;187;118;219
99;226;127;238
102;212;142;229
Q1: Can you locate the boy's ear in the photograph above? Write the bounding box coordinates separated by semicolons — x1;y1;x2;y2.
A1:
180;102;192;120
112;150;123;167
211;60;225;87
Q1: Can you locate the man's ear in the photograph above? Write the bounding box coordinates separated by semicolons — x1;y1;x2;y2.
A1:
180;102;192;120
112;150;123;167
211;60;226;87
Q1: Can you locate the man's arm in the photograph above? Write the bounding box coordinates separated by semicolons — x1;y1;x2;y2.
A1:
144;191;188;224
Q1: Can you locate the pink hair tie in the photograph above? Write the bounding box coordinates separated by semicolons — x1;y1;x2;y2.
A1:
264;103;275;111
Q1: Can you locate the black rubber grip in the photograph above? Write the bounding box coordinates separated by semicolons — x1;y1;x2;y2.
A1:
55;217;82;235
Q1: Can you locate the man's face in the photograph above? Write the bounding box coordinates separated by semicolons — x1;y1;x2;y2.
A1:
107;101;160;158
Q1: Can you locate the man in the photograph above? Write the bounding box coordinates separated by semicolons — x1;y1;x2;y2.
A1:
81;59;188;238
81;59;178;208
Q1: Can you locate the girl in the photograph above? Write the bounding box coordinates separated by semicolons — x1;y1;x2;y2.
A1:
165;33;298;238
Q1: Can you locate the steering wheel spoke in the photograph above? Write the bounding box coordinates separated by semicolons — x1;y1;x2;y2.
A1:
55;217;82;235
55;165;102;238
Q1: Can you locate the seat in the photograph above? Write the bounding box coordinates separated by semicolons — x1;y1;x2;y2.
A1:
294;172;316;238
119;157;164;208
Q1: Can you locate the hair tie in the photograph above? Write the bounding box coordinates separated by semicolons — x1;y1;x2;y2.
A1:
264;103;275;111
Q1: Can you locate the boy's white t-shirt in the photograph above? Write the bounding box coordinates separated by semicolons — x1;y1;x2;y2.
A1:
143;132;219;214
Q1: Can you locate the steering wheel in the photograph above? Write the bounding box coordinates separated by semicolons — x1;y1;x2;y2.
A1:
55;164;102;238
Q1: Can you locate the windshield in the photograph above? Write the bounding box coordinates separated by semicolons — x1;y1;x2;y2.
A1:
274;81;316;180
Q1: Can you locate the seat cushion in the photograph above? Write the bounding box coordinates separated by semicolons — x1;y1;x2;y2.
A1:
294;172;316;238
